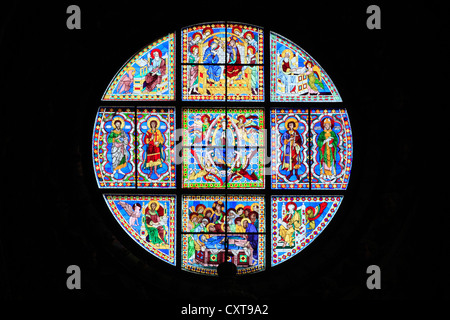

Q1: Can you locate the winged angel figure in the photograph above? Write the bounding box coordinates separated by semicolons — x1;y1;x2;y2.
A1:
118;201;142;227
228;149;259;183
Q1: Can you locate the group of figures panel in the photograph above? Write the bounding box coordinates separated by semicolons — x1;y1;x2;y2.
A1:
182;195;265;275
182;23;264;101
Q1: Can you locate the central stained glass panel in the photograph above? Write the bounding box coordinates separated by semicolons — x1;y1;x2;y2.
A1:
182;107;265;189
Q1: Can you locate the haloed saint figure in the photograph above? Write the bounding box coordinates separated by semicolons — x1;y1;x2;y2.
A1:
281;118;303;181
144;117;164;179
142;49;166;93
107;117;129;177
318;116;338;181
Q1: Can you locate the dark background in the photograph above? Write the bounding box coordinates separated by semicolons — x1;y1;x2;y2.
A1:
0;1;445;304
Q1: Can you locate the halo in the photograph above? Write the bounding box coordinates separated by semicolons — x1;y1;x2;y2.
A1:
235;204;245;212
150;48;162;59
232;26;242;34
202;27;213;36
250;202;260;212
148;200;160;211
147;116;160;130
208;37;219;47
320;116;335;130
203;208;213;217
285;117;299;130
237;114;246;123
280;48;294;59
189;212;198;220
286;201;298;212
304;59;314;68
192;32;202;40
190;44;199;54
249;211;258;219
195;203;206;212
112;116;125;129
201;114;211;122
241;218;251;225
243;31;254;40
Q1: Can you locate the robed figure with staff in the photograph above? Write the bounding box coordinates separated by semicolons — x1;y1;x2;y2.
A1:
281;118;303;181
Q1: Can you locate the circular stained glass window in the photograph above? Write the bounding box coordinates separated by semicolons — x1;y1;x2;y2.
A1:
92;22;353;276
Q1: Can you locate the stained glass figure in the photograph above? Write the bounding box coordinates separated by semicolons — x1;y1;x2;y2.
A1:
103;33;175;101
310;109;352;189
182;108;265;189
182;23;264;101
271;196;343;266
136;107;176;188
270;32;342;102
93;107;135;188
270;108;309;189
104;195;176;265
182;195;265;275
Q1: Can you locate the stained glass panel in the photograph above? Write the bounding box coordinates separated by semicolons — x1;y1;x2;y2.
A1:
270;32;341;102
227;23;264;64
226;66;264;101
182;108;226;147
226;195;265;233
182;195;265;233
182;108;264;147
136;107;176;188
182;108;265;189
310;109;353;190
104;195;176;265
270;108;309;189
182;23;227;64
182;194;265;275
103;33;175;101
182;234;265;275
271;196;343;266
93;107;136;188
182;23;264;102
182;147;226;189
